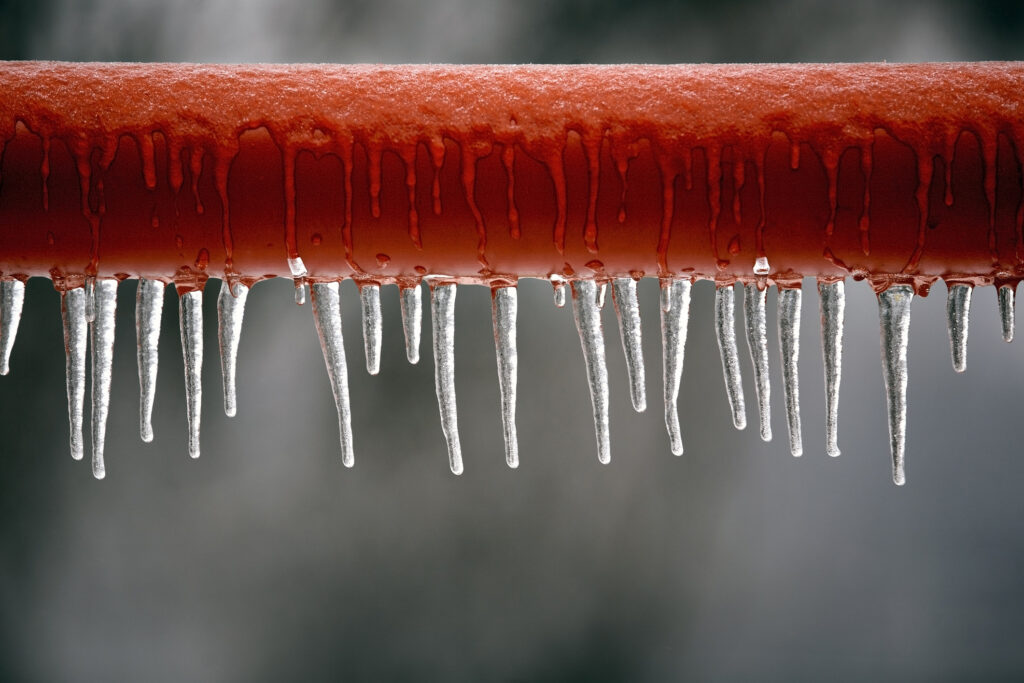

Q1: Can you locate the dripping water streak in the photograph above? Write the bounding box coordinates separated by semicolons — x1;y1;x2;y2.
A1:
310;282;354;467
999;284;1015;343
778;288;803;457
61;287;87;461
361;284;382;375
431;284;463;474
179;290;203;459
492;286;519;468
819;281;845;457
136;278;165;442
878;285;914;486
571;280;611;464
660;279;691;455
743;284;772;441
400;285;422;364
217;281;249;417
612;278;646;412
0;280;25;375
715;285;747;430
945;284;972;373
90;280;118;479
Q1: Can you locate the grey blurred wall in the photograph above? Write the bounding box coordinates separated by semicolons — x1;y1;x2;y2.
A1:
1;1;1024;680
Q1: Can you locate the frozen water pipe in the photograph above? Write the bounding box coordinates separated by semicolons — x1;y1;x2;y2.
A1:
1;62;1023;484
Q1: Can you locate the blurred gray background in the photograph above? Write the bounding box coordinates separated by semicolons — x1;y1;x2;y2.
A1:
2;0;1024;680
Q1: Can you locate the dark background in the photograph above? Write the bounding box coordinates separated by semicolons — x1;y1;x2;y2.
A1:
2;1;1024;680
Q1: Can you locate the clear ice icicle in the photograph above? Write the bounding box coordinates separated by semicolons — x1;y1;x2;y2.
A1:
550;275;567;308
431;283;463;474
61;287;87;461
84;276;96;323
778;287;803;457
743;284;772;441
946;284;972;373
179;290;203;459
492;286;519;468
361;284;382;375
91;280;118;479
136;278;165;442
217;280;249;417
0;279;25;375
819;280;845;457
310;282;354;467
998;284;1015;343
571;280;611;464
660;279;692;455
612;278;646;413
400;285;422;364
878;285;914;486
715;285;746;430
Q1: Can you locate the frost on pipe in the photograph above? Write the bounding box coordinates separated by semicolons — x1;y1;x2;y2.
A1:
1;62;1023;483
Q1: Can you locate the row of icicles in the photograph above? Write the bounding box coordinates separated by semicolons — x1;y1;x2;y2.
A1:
0;262;1014;484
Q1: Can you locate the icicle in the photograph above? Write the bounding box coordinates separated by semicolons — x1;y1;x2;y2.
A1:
778;287;803;457
492;286;519;468
136;278;165;442
400;284;422;364
0;279;25;375
660;279;691;455
612;278;646;413
878;285;914;486
571;280;611;464
294;281;306;305
743;284;772;441
360;284;382;375
61;287;87;461
550;274;567;308
84;275;96;322
179;290;203;459
217;280;248;417
310;282;355;466
715;285;747;430
819;281;845;457
287;256;307;306
945;284;972;373
998;284;1015;343
597;282;607;310
90;280;118;479
431;283;463;474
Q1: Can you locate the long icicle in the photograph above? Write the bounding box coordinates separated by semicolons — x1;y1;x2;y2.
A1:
217;280;249;417
998;284;1014;343
492;285;519;468
431;283;463;474
91;280;118;479
360;283;382;375
612;277;646;413
946;283;972;373
660;279;692;455
136;278;165;442
571;279;611;464
179;289;203;459
715;285;747;430
818;280;845;457
310;282;355;467
61;286;87;461
0;279;26;375
778;287;803;456
743;283;772;441
878;284;914;486
400;284;422;364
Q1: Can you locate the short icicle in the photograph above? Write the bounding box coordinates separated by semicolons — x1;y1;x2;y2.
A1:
819;280;845;457
571;280;611;464
492;285;519;468
91;280;118;479
715;285;747;430
136;278;165;442
945;283;972;373
217;280;249;417
0;279;25;375
310;282;354;467
431;283;463;474
660;279;692;455
778;287;803;457
998;284;1015;343
61;286;87;461
360;284;382;375
612;278;646;413
400;284;422;364
878;285;914;486
743;283;772;441
550;275;567;308
179;289;203;459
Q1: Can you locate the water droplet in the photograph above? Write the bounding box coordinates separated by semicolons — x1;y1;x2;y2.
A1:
311;233;322;246
753;256;770;275
376;253;391;268
194;248;210;271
